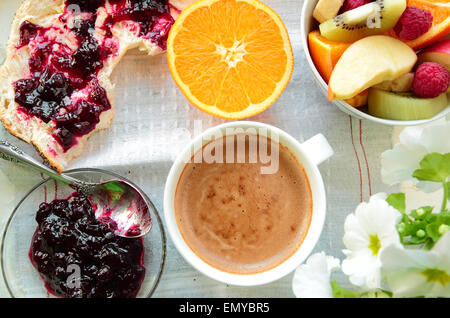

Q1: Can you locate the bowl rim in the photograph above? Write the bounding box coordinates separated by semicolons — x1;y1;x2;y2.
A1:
1;167;167;298
300;0;450;126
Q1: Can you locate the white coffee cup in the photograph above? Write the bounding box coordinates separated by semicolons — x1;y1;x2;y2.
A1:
163;121;333;286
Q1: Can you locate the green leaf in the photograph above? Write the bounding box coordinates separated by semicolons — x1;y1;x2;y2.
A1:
412;153;450;183
361;290;392;298
386;193;406;214
424;239;435;250
444;181;449;212
330;281;361;298
408;234;429;245
426;212;450;243
427;222;442;243
101;181;126;201
409;206;433;220
399;209;450;249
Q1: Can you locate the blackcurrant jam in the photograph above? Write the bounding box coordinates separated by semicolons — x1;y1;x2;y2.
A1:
29;193;146;298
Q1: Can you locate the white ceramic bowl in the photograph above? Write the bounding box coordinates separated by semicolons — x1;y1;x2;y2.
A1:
300;0;450;126
164;121;334;286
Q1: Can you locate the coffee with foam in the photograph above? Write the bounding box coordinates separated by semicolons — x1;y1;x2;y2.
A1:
174;133;313;274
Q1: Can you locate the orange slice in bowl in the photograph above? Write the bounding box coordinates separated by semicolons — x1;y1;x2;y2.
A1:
167;0;294;119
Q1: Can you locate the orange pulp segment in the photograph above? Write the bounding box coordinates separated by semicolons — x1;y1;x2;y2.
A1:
167;0;294;119
308;30;352;83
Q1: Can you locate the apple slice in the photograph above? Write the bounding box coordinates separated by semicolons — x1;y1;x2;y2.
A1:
417;38;450;71
368;88;448;120
319;0;406;42
373;72;414;92
328;35;417;100
345;90;368;107
313;0;345;24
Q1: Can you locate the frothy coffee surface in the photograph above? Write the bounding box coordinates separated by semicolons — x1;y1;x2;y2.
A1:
175;134;312;274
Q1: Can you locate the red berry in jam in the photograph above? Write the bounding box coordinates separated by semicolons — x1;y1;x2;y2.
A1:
71;38;104;77
65;0;105;13
104;0;174;48
70;16;96;39
19;20;41;47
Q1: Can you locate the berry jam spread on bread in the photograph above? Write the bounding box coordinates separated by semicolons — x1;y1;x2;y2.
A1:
0;0;188;171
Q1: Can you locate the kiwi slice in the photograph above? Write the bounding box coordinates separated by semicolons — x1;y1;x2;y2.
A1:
319;0;406;42
368;88;448;120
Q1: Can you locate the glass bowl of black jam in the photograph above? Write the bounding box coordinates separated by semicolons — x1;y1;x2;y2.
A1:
1;168;166;298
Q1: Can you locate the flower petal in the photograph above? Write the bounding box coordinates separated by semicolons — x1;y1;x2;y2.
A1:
420;122;450;155
380;236;450;298
292;252;340;298
341;193;401;290
381;120;450;191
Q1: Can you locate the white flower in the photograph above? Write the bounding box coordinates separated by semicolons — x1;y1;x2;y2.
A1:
342;193;402;290
292;252;340;298
380;232;450;298
381;120;450;192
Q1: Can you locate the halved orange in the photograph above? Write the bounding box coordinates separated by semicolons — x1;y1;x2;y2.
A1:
388;0;450;50
167;0;294;119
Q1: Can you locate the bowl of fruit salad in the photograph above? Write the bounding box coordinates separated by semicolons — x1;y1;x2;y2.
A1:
301;0;450;125
1;168;166;298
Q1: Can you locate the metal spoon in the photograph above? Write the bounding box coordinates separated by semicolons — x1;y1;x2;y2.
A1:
0;141;152;238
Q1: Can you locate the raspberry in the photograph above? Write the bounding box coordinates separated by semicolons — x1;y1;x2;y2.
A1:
340;0;371;13
394;6;433;41
413;62;450;98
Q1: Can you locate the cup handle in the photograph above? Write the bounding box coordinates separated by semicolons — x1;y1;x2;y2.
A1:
300;134;334;166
